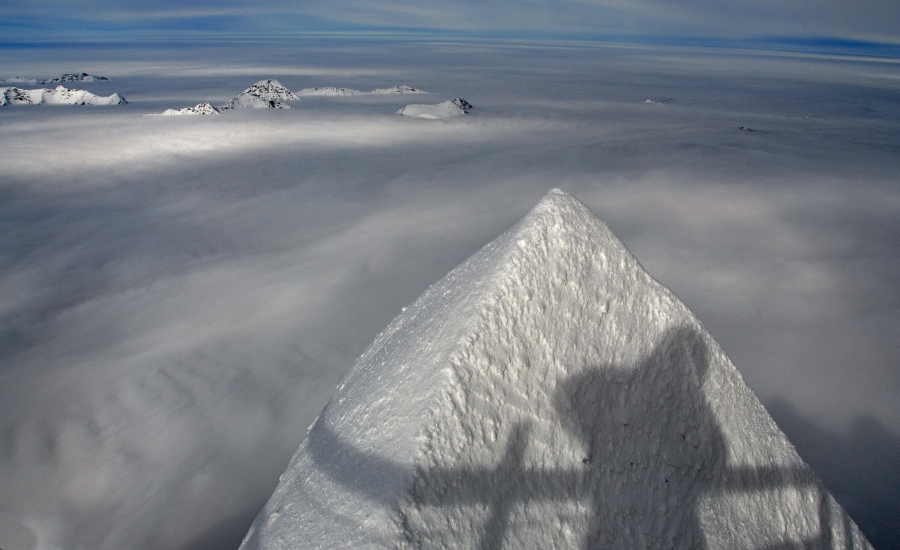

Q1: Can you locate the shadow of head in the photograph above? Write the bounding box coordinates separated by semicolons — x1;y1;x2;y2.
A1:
555;325;713;450
553;325;725;548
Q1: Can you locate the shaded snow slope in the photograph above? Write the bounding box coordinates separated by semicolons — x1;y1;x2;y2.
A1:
371;85;426;94
397;97;471;119
240;189;872;550
0;85;126;106
222;79;298;109
161;102;220;116
46;73;109;84
296;86;363;96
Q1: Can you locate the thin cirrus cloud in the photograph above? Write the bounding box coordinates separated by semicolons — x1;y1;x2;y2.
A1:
1;0;899;42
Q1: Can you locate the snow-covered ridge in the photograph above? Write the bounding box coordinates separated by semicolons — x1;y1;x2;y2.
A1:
397;97;471;119
164;81;429;114
0;85;126;106
46;73;109;84
161;102;220;116
295;87;363;96
221;79;299;109
296;85;427;96
241;189;873;549
370;85;426;94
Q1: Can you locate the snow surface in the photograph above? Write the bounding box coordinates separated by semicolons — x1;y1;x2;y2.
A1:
240;189;872;550
0;85;126;106
396;97;471;119
45;73;109;84
221;79;299;109
370;85;426;94
295;87;363;96
160;102;220;116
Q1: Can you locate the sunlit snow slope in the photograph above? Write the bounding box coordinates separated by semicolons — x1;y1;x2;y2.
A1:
241;189;872;550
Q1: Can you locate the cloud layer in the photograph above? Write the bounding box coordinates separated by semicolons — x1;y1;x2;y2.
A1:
0;39;898;550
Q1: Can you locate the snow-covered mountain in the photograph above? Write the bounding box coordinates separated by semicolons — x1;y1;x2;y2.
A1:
160;102;220;116
45;73;109;84
295;87;363;96
0;85;126;106
370;85;426;94
221;79;299;109
397;97;471;119
240;189;872;550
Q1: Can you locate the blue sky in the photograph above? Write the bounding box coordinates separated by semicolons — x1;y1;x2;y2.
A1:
2;0;899;46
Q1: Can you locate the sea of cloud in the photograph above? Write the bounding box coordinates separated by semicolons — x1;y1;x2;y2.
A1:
0;38;898;549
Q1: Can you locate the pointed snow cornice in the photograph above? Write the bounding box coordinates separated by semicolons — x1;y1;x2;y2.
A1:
241;189;872;550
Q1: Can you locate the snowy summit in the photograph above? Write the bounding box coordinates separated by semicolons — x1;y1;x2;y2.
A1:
241;189;872;550
397;97;471;119
0;85;126;106
161;102;220;116
221;79;299;109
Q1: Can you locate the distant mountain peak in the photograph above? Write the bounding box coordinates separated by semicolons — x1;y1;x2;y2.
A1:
397;97;472;119
46;73;110;84
370;85;426;94
161;102;220;116
221;79;299;110
451;97;472;111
